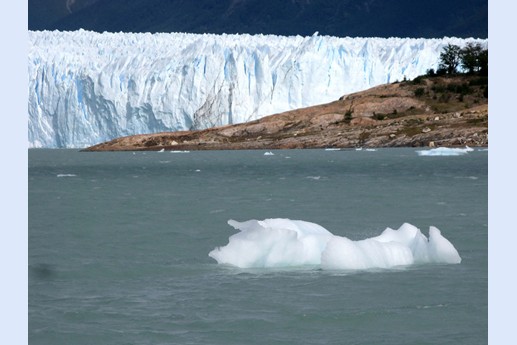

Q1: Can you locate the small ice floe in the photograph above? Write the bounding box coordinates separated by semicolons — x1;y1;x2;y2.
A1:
478;148;488;152
171;150;190;153
416;304;447;310
365;148;377;152
209;209;225;214
417;146;472;156
306;176;321;180
158;148;165;152
355;147;363;151
454;176;479;180
195;169;201;172
56;174;76;177
264;151;275;156
325;148;341;151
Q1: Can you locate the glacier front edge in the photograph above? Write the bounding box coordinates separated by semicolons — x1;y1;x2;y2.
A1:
28;30;487;148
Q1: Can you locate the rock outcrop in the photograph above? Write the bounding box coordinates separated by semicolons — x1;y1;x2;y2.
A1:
84;75;488;151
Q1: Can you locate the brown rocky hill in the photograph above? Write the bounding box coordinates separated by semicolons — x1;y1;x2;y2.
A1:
84;74;488;152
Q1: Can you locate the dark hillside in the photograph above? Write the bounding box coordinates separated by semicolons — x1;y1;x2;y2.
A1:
31;0;487;39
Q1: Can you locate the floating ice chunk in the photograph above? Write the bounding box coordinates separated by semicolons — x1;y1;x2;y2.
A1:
209;219;461;270
264;151;275;156
56;174;76;177
325;148;341;151
171;150;190;153
321;236;414;270
209;219;333;268
158;148;165;152
427;226;462;264
417;147;472;156
370;223;432;263
454;176;478;180
355;148;363;151
365;148;377;152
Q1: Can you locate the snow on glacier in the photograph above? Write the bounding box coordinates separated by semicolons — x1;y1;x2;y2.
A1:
28;30;487;148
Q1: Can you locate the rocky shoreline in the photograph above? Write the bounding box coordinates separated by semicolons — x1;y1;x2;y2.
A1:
83;75;488;152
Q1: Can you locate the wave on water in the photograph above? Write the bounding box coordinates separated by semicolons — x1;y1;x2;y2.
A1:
417;146;474;156
208;219;461;270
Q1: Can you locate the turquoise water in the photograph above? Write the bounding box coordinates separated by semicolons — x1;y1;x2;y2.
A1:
29;148;487;344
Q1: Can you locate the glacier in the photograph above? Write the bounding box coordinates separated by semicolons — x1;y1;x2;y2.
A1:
28;30;487;148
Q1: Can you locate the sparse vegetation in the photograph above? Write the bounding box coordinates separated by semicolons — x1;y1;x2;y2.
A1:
397;126;422;137
410;75;426;85
438;43;488;76
414;87;425;97
469;77;488;86
358;131;370;144
373;112;385;120
467;116;488;125
344;109;353;123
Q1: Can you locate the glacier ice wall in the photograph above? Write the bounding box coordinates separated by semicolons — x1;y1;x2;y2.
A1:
28;30;487;148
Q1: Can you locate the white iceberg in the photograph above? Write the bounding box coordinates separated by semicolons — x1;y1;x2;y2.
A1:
209;219;461;270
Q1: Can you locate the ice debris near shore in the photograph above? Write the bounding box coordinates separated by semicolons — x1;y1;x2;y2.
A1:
208;218;461;270
29;30;486;148
417;146;474;156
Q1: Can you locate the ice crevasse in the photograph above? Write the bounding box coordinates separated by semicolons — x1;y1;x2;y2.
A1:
208;219;461;270
29;30;487;148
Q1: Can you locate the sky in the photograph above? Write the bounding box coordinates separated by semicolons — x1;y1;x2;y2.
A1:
1;2;514;344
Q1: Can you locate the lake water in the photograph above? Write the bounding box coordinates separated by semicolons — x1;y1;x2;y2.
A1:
29;148;487;344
